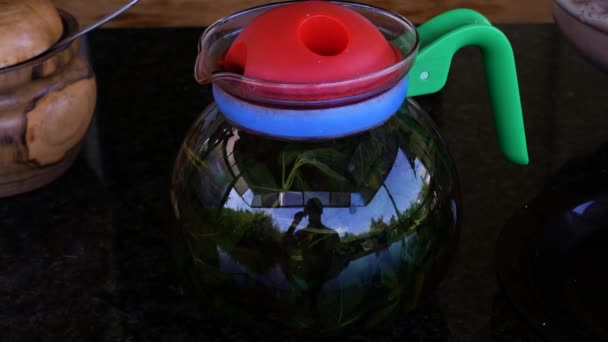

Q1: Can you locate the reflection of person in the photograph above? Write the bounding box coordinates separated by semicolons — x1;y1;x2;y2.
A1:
284;197;339;248
283;198;340;311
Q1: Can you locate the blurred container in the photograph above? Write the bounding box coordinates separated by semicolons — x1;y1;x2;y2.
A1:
0;8;97;197
553;0;608;71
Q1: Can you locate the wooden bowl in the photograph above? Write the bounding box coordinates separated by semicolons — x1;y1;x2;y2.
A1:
0;8;97;198
0;0;64;69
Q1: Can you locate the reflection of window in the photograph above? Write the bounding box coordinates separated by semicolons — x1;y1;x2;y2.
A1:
330;192;351;207
251;193;261;207
222;130;257;207
225;130;242;187
251;191;351;208
279;192;302;207
198;142;234;207
262;193;279;207
222;143;431;214
351;193;366;206
234;177;248;195
304;192;330;206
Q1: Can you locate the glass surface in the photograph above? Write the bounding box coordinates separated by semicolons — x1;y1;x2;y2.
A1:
497;157;608;342
171;99;460;335
535;196;608;340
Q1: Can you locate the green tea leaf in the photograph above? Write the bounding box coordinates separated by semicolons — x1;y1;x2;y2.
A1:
243;163;279;191
278;145;305;165
317;285;364;326
191;257;227;286
307;147;348;162
289;275;309;293
305;160;349;185
380;263;398;288
184;146;208;172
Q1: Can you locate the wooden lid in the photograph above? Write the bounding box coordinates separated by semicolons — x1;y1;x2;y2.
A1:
0;0;63;69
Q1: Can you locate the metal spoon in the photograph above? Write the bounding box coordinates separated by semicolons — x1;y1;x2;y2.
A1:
55;0;140;50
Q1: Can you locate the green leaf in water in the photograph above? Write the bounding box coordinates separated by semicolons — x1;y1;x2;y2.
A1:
184;146;208;172
317;285;364;327
306;159;349;185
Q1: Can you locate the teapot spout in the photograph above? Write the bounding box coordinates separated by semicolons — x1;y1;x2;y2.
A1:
194;18;248;84
194;53;209;84
194;43;219;84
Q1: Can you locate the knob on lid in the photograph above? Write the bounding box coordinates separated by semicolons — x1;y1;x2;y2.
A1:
222;1;400;83
0;0;63;69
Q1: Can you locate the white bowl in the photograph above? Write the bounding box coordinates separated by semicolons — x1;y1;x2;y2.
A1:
553;0;608;71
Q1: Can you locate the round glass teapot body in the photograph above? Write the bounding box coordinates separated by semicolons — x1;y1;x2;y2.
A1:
171;99;460;335
172;0;529;335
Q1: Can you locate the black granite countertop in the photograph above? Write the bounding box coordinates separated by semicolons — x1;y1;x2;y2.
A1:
2;25;608;342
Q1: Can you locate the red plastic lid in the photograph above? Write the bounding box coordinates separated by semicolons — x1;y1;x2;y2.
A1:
222;1;400;84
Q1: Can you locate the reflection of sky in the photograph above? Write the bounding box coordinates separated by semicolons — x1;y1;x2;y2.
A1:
572;201;594;216
223;148;428;236
383;150;427;212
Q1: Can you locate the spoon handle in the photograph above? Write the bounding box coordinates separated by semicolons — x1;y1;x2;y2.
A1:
59;0;140;47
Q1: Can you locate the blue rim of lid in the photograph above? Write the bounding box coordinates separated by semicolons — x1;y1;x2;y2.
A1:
213;76;409;140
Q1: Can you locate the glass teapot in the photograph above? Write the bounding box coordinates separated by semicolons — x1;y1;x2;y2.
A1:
171;1;528;336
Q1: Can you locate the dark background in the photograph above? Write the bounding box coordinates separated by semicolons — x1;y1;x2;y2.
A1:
1;25;607;341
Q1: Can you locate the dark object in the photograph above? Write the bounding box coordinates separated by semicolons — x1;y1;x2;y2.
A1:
2;25;606;341
497;144;608;341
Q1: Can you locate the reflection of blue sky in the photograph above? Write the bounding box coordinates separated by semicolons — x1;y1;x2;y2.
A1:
223;148;429;237
383;150;427;212
572;201;594;216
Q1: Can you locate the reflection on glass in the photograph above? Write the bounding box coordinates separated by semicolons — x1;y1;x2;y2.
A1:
171;102;460;334
571;196;608;225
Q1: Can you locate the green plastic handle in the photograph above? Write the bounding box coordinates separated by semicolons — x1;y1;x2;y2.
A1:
408;9;529;165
